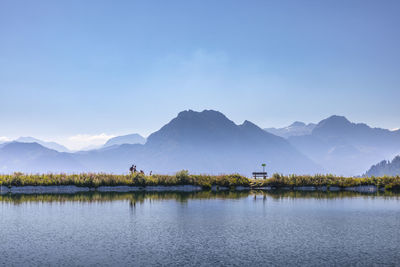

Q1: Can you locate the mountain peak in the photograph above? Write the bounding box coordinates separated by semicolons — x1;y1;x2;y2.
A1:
313;115;352;134
320;115;351;125
289;121;306;127
241;120;258;127
146;109;237;146
177;109;229;120
173;110;236;129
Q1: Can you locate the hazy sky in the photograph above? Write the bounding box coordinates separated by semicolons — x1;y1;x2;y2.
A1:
1;0;399;149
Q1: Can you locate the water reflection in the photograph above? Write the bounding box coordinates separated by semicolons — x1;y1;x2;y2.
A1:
1;190;399;205
2;189;400;266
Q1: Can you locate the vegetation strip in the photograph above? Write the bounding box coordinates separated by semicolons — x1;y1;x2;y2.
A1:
1;171;400;191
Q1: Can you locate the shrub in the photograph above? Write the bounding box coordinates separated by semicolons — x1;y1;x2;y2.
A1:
176;170;190;184
132;173;146;186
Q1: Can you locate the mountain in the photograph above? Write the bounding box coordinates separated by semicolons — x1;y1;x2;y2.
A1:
6;111;398;176
364;155;400;177
16;137;70;152
142;110;320;174
74;110;320;175
265;121;316;138
0;142;82;173
103;134;146;147
288;115;400;176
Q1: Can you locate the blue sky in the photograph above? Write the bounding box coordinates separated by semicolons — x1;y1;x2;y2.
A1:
1;0;399;149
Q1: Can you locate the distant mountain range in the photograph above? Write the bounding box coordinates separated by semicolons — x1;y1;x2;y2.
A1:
364;156;400;177
0;134;146;153
287;115;400;176
0;142;83;173
73;110;319;175
0;110;319;175
15;137;70;152
264;116;400;175
103;134;146;148
1;137;71;152
1;110;399;176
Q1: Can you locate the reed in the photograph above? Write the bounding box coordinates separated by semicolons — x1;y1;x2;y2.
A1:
1;172;399;190
0;172;249;189
251;173;400;190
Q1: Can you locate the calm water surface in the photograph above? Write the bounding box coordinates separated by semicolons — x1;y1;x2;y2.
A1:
1;191;400;266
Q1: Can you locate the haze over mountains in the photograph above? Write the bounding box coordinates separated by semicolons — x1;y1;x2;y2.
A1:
288;116;400;175
265;122;316;138
103;134;146;148
73;110;319;175
0;142;83;173
0;110;318;175
15;137;70;153
1;110;399;176
0;134;146;153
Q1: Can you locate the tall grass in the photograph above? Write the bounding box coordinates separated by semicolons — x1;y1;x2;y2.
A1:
1;172;399;190
251;173;400;190
0;172;249;189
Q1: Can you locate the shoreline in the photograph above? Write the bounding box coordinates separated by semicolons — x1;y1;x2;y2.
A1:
0;184;386;195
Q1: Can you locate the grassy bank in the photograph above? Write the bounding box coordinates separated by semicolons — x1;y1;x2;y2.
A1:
1;172;400;190
252;173;400;190
0;171;249;189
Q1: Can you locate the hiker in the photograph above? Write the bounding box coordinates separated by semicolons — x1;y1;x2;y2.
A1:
140;170;144;174
129;165;134;174
149;171;152;176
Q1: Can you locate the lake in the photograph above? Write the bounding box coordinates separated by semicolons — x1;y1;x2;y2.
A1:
1;191;400;266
